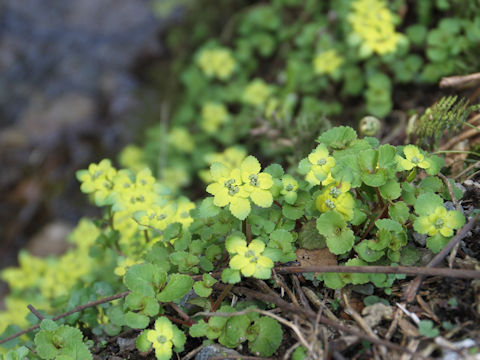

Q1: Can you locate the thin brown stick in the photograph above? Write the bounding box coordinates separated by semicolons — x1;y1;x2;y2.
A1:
437;173;462;212
439;127;480;151
403;214;480;303
275;265;480;279
27;305;44;321
360;204;388;241
0;291;129;345
439;72;480;88
168;303;194;326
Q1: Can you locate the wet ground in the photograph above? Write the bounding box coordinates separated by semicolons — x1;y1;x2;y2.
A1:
0;0;179;271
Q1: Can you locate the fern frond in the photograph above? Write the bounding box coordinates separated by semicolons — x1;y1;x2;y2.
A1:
414;95;480;148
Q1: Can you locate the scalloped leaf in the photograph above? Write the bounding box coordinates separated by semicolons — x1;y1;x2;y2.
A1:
317;126;357;149
157;274;194;302
414;193;443;216
247;317;282;356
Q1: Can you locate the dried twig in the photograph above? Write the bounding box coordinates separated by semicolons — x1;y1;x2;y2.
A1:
27;305;44;321
439;72;480;88
275;265;480;279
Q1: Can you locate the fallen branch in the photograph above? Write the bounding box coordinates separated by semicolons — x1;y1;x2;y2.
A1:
275;265;480;279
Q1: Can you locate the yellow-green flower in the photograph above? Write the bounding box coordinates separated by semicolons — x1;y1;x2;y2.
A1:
200;147;247;183
197;48;236;80
348;0;404;56
315;181;355;220
201;102;229;133
174;197;195;228
119;145;147;173
168;127;195;153
280;174;299;204
243;79;272;107
414;206;464;237
137;203;176;232
313;50;344;75
305;144;336;185
206;163;251;220
76;159;117;205
226;235;274;279
241;156;274;208
396;145;430;171
146;317;185;360
112;168;158;213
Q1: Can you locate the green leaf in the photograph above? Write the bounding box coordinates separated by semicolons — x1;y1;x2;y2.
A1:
297;158;312;175
198;198;221;218
264;163;284;178
425;155;444;175
157;274;194;302
136;330;151;352
402;182;417;205
375;219;403;233
317;126;357;149
418;320;440;338
222;268;241;284
35;331;58;359
331;154;362;188
270;229;293;243
292;346;308;360
414;193;443;216
248;317;282;356
125;312;150;329
388;202;410;224
426;234;450;253
298;220;326;250
219;315;252;348
125;263;167;297
325;229;354;255
317;211;354;255
283;203;304;220
193;282;212;297
400;246;421;265
106;306;126;327
363;295;389;307
322;272;344;289
379;179;401;200
355;240;385;262
419;176;443;194
189;320;209;337
40;319;58;332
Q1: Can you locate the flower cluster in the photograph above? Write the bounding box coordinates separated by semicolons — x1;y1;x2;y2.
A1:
168;127;195;153
199;147;247;184
396;145;431;171
197;47;236;80
348;0;404;56
225;234;274;279
201;102;229;133
313;49;344;75
315;181;355;221
243;79;272;107
76;159;117;205
206;155;273;219
145;317;186;360
304;144;336;186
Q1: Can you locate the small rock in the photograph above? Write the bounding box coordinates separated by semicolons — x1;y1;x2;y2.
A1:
195;344;241;360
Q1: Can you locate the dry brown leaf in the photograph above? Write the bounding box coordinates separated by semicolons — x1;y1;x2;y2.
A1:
296;248;338;267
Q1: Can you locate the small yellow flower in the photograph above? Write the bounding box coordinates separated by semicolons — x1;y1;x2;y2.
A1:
119;145;147;173
348;0;404;56
146;317;185;360
201;102;229;133
240;156;274;208
305;144;336;185
76;159;117;205
226;235;274;279
174;197;195;228
313;50;344;75
414;206;464;237
206;163;251;220
315;181;355;220
197;48;236;80
168;127;195;153
396;145;430;171
243;79;272;107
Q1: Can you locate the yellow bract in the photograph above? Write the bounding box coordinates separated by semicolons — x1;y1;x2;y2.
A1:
206;155;273;220
315;181;355;221
201;102;229;133
305;144;336;185
243;79;272;107
348;0;404;56
396;145;430;171
197;47;236;80
147;317;175;360
313;49;344;75
226;237;274;279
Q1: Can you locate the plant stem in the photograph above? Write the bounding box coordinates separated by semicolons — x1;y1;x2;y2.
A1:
212;283;234;312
